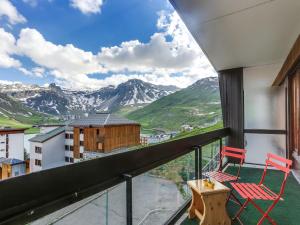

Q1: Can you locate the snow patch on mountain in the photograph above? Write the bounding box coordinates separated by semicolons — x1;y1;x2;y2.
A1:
0;79;179;115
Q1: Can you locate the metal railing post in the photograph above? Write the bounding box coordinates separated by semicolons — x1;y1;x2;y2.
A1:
124;174;133;225
199;146;202;179
219;138;223;170
194;147;199;180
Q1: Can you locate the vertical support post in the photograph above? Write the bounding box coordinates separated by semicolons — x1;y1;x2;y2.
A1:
195;147;199;180
199;146;202;179
105;190;109;225
219;138;223;171
124;174;132;225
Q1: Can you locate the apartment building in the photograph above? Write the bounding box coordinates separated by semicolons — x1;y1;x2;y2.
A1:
29;126;66;172
0;158;26;179
0;128;25;161
29;113;140;172
69;113;140;154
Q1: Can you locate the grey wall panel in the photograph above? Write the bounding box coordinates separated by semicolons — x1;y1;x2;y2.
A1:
218;68;244;148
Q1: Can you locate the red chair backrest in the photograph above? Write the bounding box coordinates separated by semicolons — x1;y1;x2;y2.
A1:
265;153;292;174
260;153;293;195
221;146;246;164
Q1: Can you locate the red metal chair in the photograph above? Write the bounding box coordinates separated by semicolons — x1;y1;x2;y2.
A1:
204;146;247;205
231;153;293;225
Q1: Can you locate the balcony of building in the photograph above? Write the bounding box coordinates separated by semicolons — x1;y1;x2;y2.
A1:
1;1;300;225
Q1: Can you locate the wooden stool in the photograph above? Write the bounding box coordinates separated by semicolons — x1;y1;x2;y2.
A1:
188;179;231;225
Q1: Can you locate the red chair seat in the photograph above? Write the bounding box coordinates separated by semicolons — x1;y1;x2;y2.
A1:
204;171;238;183
231;182;278;200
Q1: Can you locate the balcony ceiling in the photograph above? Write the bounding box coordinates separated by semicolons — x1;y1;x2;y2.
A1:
170;0;300;71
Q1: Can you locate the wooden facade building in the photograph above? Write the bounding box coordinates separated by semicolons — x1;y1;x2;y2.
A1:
70;113;140;154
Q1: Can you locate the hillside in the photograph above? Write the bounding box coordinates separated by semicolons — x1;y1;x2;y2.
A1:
127;77;222;131
0;93;58;132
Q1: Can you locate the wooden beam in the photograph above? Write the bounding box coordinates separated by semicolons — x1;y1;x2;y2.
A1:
273;34;300;86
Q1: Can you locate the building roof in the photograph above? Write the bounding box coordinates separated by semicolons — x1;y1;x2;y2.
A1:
69;113;140;127
38;124;65;127
0;157;25;166
0;127;27;134
29;126;66;143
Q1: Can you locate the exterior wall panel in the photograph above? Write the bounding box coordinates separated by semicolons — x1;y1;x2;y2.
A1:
73;128;80;159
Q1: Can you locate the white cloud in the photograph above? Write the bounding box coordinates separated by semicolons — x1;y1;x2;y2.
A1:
0;0;26;24
0;27;21;68
70;0;103;15
97;32;198;72
17;28;105;75
1;10;216;90
18;66;45;77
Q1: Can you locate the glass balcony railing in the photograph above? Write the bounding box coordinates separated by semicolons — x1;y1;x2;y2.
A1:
0;128;230;225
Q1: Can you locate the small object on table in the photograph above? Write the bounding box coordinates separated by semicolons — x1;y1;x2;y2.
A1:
188;179;231;225
203;178;215;189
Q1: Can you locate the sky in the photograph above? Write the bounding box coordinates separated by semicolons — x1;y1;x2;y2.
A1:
0;0;216;90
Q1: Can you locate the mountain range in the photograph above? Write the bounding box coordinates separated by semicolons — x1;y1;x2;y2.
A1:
1;79;179;116
0;77;221;131
0;92;55;126
127;77;221;131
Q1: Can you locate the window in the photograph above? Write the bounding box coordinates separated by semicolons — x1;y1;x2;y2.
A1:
65;157;69;162
70;157;74;163
80;153;83;158
35;146;42;154
35;159;41;166
79;129;84;134
80;141;84;146
65;133;69;139
70;133;74;139
65;145;69;151
70;146;74;151
97;129;100;135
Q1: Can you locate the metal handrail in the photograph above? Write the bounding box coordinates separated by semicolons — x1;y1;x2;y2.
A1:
0;127;230;225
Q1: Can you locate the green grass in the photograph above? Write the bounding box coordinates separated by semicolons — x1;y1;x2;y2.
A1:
115;105;145;117
172;122;223;140
180;166;300;225
144;123;223;198
0;116;40;134
127;78;221;131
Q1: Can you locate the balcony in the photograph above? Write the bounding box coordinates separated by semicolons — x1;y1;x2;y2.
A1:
0;126;299;225
181;166;300;225
1;1;300;225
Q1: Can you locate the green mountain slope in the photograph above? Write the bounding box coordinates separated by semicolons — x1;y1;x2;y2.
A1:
127;77;222;131
0;93;58;132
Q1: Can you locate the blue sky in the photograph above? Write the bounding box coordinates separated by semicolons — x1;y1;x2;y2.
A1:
0;0;215;89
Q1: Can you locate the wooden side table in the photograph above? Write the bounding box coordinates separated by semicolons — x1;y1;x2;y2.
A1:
187;179;231;225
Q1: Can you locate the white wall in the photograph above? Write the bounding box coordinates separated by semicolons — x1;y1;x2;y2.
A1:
30;142;43;172
80;133;84;141
0;134;6;158
243;63;286;164
42;133;65;170
8;133;24;160
30;133;65;172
